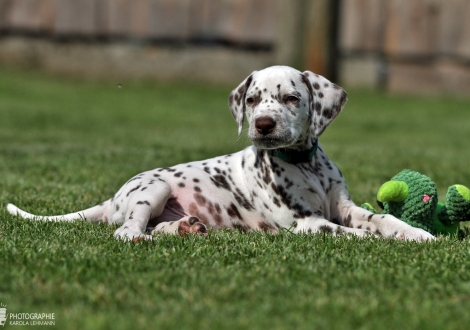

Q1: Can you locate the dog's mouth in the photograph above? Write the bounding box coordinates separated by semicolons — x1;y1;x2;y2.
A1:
250;135;295;149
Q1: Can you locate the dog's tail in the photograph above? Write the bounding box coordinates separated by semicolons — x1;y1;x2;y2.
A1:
6;202;109;222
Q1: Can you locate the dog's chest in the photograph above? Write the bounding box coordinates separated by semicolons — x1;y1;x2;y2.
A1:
245;150;330;226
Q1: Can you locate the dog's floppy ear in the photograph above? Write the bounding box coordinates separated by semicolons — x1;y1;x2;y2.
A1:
301;71;347;137
228;72;256;137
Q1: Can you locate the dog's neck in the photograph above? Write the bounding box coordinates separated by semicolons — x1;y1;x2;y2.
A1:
267;138;318;164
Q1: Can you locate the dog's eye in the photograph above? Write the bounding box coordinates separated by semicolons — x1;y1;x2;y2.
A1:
246;97;255;105
285;96;299;104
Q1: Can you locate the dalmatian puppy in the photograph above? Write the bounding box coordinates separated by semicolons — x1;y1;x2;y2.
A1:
7;66;434;241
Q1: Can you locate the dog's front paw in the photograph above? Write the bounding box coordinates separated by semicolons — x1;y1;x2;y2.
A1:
114;226;153;241
392;226;435;242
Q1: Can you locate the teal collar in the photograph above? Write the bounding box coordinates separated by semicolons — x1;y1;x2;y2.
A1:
268;140;318;164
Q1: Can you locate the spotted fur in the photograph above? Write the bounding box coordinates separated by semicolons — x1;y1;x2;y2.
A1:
7;66;434;241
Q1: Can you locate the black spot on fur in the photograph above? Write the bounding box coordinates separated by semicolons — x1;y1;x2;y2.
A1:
270;182;280;195
343;214;352;227
263;203;272;212
194;193;207;206
284;177;294;189
211;175;231;190
213;212;223;224
315;102;322;114
262;169;272;185
226;203;243;220
126;184;142;197
322;108;333;119
207;202;215;215
233;224;249;232
335;227;345;236
234;188;254;210
125;175;143;184
277;186;292;209
319;225;333;233
259;221;276;232
273;197;281;207
254;150;268;169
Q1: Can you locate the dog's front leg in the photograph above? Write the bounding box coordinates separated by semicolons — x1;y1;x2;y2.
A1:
293;218;374;238
340;204;435;241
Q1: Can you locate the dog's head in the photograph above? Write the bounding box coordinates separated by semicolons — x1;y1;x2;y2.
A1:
228;66;347;150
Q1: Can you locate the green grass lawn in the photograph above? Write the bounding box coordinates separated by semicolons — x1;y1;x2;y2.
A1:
1;67;470;329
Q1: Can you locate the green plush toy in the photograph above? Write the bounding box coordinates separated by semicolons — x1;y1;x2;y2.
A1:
361;169;470;236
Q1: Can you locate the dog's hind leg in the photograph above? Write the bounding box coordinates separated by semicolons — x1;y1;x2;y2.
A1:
112;181;174;240
113;179;209;240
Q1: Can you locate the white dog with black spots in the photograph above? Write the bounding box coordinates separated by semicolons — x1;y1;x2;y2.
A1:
7;66;435;241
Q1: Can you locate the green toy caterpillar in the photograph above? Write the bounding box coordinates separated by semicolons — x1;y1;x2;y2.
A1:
361;169;470;236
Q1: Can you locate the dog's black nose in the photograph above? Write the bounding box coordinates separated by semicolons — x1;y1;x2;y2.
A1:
255;116;276;135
